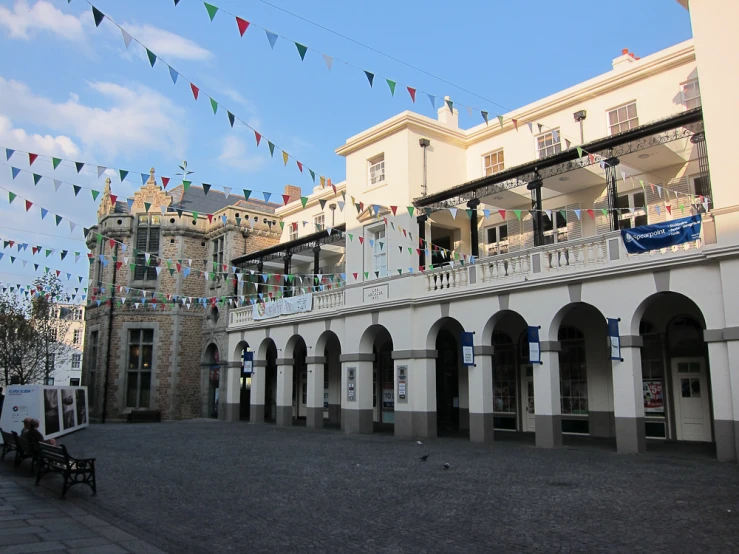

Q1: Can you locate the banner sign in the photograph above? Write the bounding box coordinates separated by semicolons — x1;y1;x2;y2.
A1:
528;327;541;364
242;351;253;376
643;380;664;413
252;293;313;320
0;385;88;441
621;215;701;254
461;332;474;366
607;318;621;361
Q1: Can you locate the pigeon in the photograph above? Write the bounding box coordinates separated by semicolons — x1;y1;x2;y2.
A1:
416;441;423;445
419;454;429;462
443;463;450;470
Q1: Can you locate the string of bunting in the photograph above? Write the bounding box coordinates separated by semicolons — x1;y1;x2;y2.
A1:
78;1;331;186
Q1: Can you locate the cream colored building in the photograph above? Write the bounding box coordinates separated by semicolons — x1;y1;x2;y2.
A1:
223;2;739;461
52;304;85;386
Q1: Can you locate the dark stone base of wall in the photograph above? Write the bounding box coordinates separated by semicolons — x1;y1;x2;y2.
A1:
341;409;373;434
469;412;495;443
615;416;646;454
276;405;293;427
306;407;323;429
535;414;563;448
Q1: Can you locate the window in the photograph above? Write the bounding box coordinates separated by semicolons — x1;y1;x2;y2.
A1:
71;354;81;369
126;329;154;408
288;224;298;241
542;208;568;244
211;236;225;281
73;329;81;345
134;216;160;281
69;378;80;386
492;332;517;414
483;150;505;176
608;102;639;135
689;174;713;212
371;227;387;277
616;191;648;229
536;130;561;159
368;154;385;186
314;213;325;231
558;326;588;416
682;80;701;110
485;224;509;256
72;309;82;321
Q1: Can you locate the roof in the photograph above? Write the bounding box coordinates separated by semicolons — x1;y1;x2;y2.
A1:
166;184;279;215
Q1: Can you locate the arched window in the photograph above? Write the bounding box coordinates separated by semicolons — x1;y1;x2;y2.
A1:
558;326;587;416
492;332;516;416
668;316;704;357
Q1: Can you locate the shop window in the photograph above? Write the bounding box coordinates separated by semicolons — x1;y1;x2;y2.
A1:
668;317;704;357
640;321;666;428
617;191;648;229
558;326;588;416
126;329;153;408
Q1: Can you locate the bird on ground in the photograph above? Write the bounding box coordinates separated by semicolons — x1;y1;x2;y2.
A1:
420;454;429;461
443;463;450;470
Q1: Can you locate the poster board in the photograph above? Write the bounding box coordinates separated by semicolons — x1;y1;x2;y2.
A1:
0;385;89;441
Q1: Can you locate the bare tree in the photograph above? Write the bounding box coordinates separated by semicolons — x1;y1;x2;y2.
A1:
31;274;73;384
0;292;46;386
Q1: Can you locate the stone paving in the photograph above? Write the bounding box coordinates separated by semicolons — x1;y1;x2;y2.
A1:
3;421;739;553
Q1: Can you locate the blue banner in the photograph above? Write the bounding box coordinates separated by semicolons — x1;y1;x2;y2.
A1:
621;215;701;254
607;318;621;361
527;327;541;364
242;351;254;375
461;332;474;366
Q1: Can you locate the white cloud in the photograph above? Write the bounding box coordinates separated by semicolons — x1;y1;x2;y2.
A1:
0;77;187;160
123;24;213;62
0;0;85;41
0;115;81;158
222;88;248;107
218;135;266;172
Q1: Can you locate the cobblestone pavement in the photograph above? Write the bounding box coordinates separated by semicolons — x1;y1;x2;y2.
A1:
5;422;739;553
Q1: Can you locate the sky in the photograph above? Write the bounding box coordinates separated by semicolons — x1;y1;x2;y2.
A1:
0;0;692;297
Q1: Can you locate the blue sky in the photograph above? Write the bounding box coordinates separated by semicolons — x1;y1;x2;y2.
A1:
0;0;691;295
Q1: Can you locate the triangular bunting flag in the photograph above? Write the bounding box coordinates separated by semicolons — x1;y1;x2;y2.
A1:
190;83;200;100
364;71;374;87
146;49;157;67
204;2;219;21
322;53;333;70
236;17;250;36
92;6;105;27
265;30;278;49
295;42;308;60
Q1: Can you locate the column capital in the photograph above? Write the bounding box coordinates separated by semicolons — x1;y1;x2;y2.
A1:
467;198;481;209
473;345;494;356
540;341;561;352
340;353;374;362
306;356;326;364
620;335;644;348
391;349;438;360
275;358;294;366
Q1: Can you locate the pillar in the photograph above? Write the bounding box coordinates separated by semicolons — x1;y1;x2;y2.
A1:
604;157;620;231
468;199;480;258
612;338;647;454
706;336;737;461
417;215;427;268
275;358;294;426
223;362;242;422
250;360;266;423
340;354;373;434
534;345;563;448
305;356;325;429
391;351;437;439
468;346;494;443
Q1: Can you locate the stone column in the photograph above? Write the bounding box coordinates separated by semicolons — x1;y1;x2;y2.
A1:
275;358;294;426
340;354;374;434
305;356;326;429
250;360;267;424
612;337;646;454
391;351;437;439
223;362;242;422
534;344;562;448
705;333;737;461
468;346;494;443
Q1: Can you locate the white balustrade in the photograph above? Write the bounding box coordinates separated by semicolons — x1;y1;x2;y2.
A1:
542;237;607;271
315;289;344;310
427;266;471;291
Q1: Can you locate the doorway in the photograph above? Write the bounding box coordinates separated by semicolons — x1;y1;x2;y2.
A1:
521;367;536;433
671;358;712;442
436;329;459;431
373;342;394;424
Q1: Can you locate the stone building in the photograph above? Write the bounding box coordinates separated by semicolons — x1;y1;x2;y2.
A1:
82;170;282;421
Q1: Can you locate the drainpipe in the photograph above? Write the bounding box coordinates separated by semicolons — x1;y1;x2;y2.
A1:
101;242;118;424
419;138;430;197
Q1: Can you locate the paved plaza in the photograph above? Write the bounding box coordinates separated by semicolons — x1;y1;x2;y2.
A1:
2;423;739;553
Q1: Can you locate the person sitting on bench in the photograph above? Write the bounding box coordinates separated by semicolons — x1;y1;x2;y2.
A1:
20;418;32;437
28;419;56;446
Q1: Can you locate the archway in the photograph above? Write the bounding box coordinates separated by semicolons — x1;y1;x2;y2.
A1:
316;331;342;427
285;335;308;425
257;338;278;423
232;340;251;421
203;343;220;419
359;325;394;430
551;303;611;438
487;311;530;433
428;317;466;435
634;292;713;445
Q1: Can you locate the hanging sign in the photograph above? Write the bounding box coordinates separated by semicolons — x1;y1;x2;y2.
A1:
252;293;313;320
528;327;541;364
607;318;622;361
461;332;474;366
242;351;253;376
621;215;701;254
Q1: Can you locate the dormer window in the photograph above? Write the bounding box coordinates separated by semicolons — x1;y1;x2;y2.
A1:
368;154;385;187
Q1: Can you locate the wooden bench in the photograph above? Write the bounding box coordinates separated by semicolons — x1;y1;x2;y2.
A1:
126;410;162;423
36;443;96;499
0;428;18;462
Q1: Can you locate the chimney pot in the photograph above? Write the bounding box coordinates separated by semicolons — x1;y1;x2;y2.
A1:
622;48;629;55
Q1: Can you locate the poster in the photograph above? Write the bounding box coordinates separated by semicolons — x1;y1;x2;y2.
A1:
461;332;474;367
0;386;89;441
621;215;701;254
252;293;313;320
62;388;76;430
643;380;664;413
528;327;541;364
382;388;394;409
607;318;621;361
44;388;60;435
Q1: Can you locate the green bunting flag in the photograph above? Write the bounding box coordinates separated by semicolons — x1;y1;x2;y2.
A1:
407;206;414;217
309;169;315;182
192;211;198;221
243;189;251;201
363;272;369;279
300;197;308;208
119;170;128;182
577;146;584;158
182;180;191;191
91;190;100;201
52;157;61;169
204;2;219;21
8;192;15;203
146;49;157;67
55;215;62;226
295;42;308;60
210;98;218;114
386;79;396;96
144;202;151;213
268;141;275;157
514;209;521;220
33;174;41;185
497;115;504;129
279;221;285;230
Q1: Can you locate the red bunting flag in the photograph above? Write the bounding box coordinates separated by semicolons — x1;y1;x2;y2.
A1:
24;200;33;211
282;194;291;205
207;214;213;223
190;83;200;100
254;131;262;146
296;161;303;173
588;153;595;164
407;87;416;103
109;194;117;205
498;209;506;219
359;202;364;212
352;273;358;280
390;206;397;215
358;237;364;245
29;153;38;165
236;16;250;36
161;177;170;188
108;239;115;248
511;119;519;131
666;205;672;215
331;184;336;195
116;262;123;270
586;209;595;220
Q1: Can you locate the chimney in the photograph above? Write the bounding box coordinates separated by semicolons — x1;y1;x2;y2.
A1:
612;48;638;71
283;184;301;204
437;96;459;128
